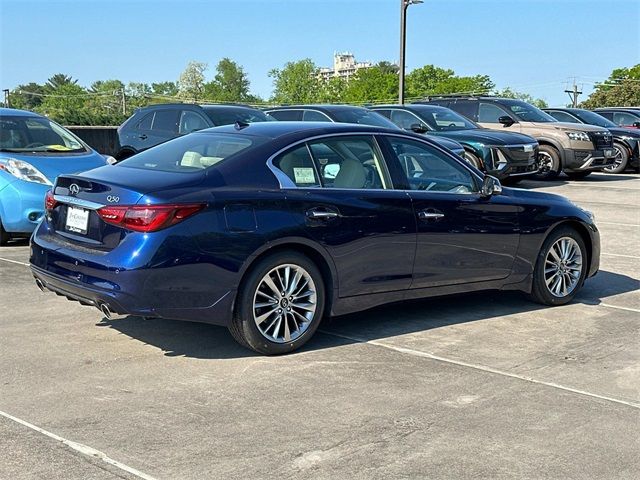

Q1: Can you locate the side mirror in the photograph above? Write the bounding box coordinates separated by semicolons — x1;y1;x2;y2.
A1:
498;116;515;127
409;123;428;134
481;175;502;198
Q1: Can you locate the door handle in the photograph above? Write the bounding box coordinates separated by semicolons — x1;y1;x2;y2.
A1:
306;208;340;220
138;134;148;140
418;210;445;221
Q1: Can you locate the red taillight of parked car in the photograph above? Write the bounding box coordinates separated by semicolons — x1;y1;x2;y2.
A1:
96;204;206;232
44;190;57;212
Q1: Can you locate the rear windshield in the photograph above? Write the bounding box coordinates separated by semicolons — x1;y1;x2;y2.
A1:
0;115;88;154
202;107;274;126
117;133;259;173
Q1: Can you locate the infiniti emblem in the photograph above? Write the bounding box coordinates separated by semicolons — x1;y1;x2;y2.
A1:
69;183;80;195
106;195;120;203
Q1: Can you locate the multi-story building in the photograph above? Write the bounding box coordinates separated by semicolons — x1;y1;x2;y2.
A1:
319;52;373;81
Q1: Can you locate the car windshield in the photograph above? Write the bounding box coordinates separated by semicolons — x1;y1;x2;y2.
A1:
415;107;479;131
202;107;274;126
118;132;261;173
330;109;399;129
0;115;87;154
571;110;617;128
500;100;557;123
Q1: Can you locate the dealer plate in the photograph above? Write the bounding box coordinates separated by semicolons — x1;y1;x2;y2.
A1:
604;149;614;157
66;206;89;234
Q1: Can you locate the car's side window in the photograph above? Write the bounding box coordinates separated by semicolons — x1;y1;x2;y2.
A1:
549;111;579;123
179;111;209;134
302;110;332;122
268;110;303;121
273;145;321;188
390;110;423;130
136;113;154;131
151;110;179;133
449;100;478;121
307;136;389;189
478;103;509;123
385;136;477;193
374;109;391;119
613;112;639;126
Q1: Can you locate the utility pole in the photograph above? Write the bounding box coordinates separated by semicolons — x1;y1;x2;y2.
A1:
120;89;126;116
399;0;423;105
564;79;582;108
2;89;9;108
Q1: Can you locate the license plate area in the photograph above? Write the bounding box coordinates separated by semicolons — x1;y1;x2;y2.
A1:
65;206;89;234
604;149;614;158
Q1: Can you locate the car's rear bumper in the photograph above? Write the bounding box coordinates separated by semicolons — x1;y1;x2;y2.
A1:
30;227;237;326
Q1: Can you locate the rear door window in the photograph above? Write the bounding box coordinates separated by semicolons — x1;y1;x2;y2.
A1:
273;145;321;187
267;110;303;121
179;110;210;134
136;112;154;131
302;110;332;122
448;100;478;121
151;110;179;133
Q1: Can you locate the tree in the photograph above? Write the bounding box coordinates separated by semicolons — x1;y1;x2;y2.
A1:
178;61;208;102
494;87;548;109
581;64;640;108
45;73;78;91
37;83;90;125
343;63;399;103
269;59;322;104
151;81;178;98
9;83;46;110
406;65;494;99
85;79;127;125
204;58;252;102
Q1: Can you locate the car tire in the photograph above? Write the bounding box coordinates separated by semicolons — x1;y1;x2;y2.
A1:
0;220;9;246
529;226;587;306
463;150;483;171
534;145;561;180
565;171;592;180
501;177;522;186
604;142;629;174
229;251;326;355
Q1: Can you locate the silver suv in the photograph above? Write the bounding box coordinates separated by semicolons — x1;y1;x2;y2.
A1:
423;97;615;179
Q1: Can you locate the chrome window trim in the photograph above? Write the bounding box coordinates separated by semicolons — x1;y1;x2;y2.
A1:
53;195;105;210
266;131;484;194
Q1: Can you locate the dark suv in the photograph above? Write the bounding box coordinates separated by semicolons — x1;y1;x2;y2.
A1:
371;104;539;181
594;108;640;129
421;96;615;179
544;107;640;173
116;103;273;160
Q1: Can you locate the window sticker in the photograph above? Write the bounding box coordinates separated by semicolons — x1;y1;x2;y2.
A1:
293;167;316;184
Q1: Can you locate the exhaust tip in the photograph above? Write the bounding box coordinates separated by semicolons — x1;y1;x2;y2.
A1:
35;278;46;293
99;303;112;320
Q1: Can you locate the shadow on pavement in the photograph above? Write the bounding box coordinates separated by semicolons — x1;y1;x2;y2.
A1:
98;269;637;359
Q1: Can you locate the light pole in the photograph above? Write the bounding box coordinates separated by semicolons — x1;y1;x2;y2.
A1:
399;0;423;104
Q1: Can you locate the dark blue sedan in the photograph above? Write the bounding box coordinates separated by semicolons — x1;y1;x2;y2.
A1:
30;122;600;354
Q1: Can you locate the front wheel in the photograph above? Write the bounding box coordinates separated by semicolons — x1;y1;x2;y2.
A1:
229;252;325;355
534;145;561;180
463;150;483;171
0;220;10;246
604;143;629;174
529;227;587;306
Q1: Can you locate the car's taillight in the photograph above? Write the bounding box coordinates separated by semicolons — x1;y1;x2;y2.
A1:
45;190;57;212
96;204;206;232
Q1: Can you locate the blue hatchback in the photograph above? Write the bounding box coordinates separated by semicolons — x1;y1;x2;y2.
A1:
0;108;108;244
30;122;599;355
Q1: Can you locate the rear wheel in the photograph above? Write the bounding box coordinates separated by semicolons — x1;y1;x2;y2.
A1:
529;227;587;306
534;145;561;180
229;251;325;355
604;142;629;174
565;171;592;180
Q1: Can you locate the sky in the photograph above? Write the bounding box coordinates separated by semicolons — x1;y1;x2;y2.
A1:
1;0;639;107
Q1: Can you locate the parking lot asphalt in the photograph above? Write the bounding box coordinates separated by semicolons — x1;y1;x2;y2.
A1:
1;172;638;480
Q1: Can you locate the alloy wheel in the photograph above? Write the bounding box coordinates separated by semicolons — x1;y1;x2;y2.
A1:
604;146;624;173
538;151;554;173
544;237;583;298
252;264;317;343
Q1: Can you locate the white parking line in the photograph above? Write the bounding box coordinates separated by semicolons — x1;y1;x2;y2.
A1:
597;222;640;227
0;410;157;480
599;303;640;313
0;257;29;267
602;252;640;259
320;331;640;409
565;184;640;191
